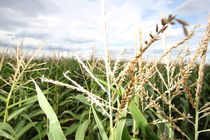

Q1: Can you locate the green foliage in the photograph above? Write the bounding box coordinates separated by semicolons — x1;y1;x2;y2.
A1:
0;55;210;139
75;120;90;140
128;101;160;140
92;106;108;140
33;80;66;140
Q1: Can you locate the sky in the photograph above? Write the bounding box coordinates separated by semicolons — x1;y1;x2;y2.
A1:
0;0;209;61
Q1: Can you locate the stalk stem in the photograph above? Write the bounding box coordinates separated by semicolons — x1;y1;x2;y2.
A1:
4;83;16;122
168;96;172;138
194;108;199;140
101;0;113;135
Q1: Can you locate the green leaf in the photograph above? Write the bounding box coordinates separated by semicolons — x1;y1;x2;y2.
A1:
92;105;108;140
113;119;126;140
33;80;66;140
0;129;14;140
22;113;42;139
7;105;31;121
16;122;38;138
0;122;15;134
61;110;81;120
128;101;159;140
0;95;6;102
111;108;127;140
14;120;25;134
30;110;44;118
0;122;16;138
97;78;116;92
149;108;171;132
8;95;37;109
74;94;90;105
75;120;91;140
31;131;47;140
122;126;131;140
64;123;79;136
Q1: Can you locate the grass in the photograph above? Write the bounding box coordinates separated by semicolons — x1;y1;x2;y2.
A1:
0;15;210;140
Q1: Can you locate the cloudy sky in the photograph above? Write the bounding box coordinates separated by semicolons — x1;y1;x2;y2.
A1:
0;0;209;60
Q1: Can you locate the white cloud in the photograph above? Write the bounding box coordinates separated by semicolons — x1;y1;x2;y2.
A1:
175;0;210;15
0;0;209;60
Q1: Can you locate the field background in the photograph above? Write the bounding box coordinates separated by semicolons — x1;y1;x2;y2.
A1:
0;15;210;140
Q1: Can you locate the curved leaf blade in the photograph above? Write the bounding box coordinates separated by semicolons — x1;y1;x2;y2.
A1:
75;120;90;140
33;80;66;140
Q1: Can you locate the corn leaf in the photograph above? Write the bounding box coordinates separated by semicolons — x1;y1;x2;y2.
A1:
122;126;131;140
16;122;38;138
64;123;79;136
33;80;66;140
0;130;14;140
0;122;16;139
111;107;127;140
7;105;31;121
75;120;91;140
128;101;160;140
92;105;108;140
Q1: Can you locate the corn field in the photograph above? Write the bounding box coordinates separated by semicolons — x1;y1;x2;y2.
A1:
0;15;210;140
